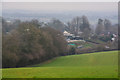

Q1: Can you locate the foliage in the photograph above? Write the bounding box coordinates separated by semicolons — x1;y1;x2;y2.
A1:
2;20;67;68
95;19;104;35
47;19;65;32
98;35;112;42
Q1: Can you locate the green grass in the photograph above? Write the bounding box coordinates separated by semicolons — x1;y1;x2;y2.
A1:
2;51;118;78
72;41;96;48
83;42;95;48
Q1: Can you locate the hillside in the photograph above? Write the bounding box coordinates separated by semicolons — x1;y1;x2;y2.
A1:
33;51;118;67
2;51;118;78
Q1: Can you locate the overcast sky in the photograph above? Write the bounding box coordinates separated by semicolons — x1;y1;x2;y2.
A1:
2;2;118;13
1;0;119;2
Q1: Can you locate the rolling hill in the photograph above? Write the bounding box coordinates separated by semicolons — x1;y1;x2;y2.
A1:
2;51;118;78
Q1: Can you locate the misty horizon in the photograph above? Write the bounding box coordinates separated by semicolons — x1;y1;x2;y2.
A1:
2;2;118;25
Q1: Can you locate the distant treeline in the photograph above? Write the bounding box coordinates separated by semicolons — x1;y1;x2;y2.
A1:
2;20;67;68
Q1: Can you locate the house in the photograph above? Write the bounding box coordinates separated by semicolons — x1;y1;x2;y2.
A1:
63;31;74;36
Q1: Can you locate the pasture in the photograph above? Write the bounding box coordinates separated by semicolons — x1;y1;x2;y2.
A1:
2;51;118;78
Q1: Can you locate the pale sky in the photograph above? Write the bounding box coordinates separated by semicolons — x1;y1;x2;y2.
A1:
2;2;118;12
1;0;119;2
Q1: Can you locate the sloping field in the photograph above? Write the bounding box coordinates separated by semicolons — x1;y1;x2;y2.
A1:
33;51;118;67
2;51;118;78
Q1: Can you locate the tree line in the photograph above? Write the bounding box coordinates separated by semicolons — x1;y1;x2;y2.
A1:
2;20;67;68
46;15;118;39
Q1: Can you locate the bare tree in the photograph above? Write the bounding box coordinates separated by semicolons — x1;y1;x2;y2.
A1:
95;19;104;35
104;19;112;32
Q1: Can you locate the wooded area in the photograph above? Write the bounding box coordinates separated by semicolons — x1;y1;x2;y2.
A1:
2;15;118;68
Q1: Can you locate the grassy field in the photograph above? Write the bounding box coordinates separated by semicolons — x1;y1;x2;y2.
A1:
2;51;118;78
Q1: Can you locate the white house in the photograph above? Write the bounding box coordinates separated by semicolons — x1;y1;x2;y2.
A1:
63;31;74;36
